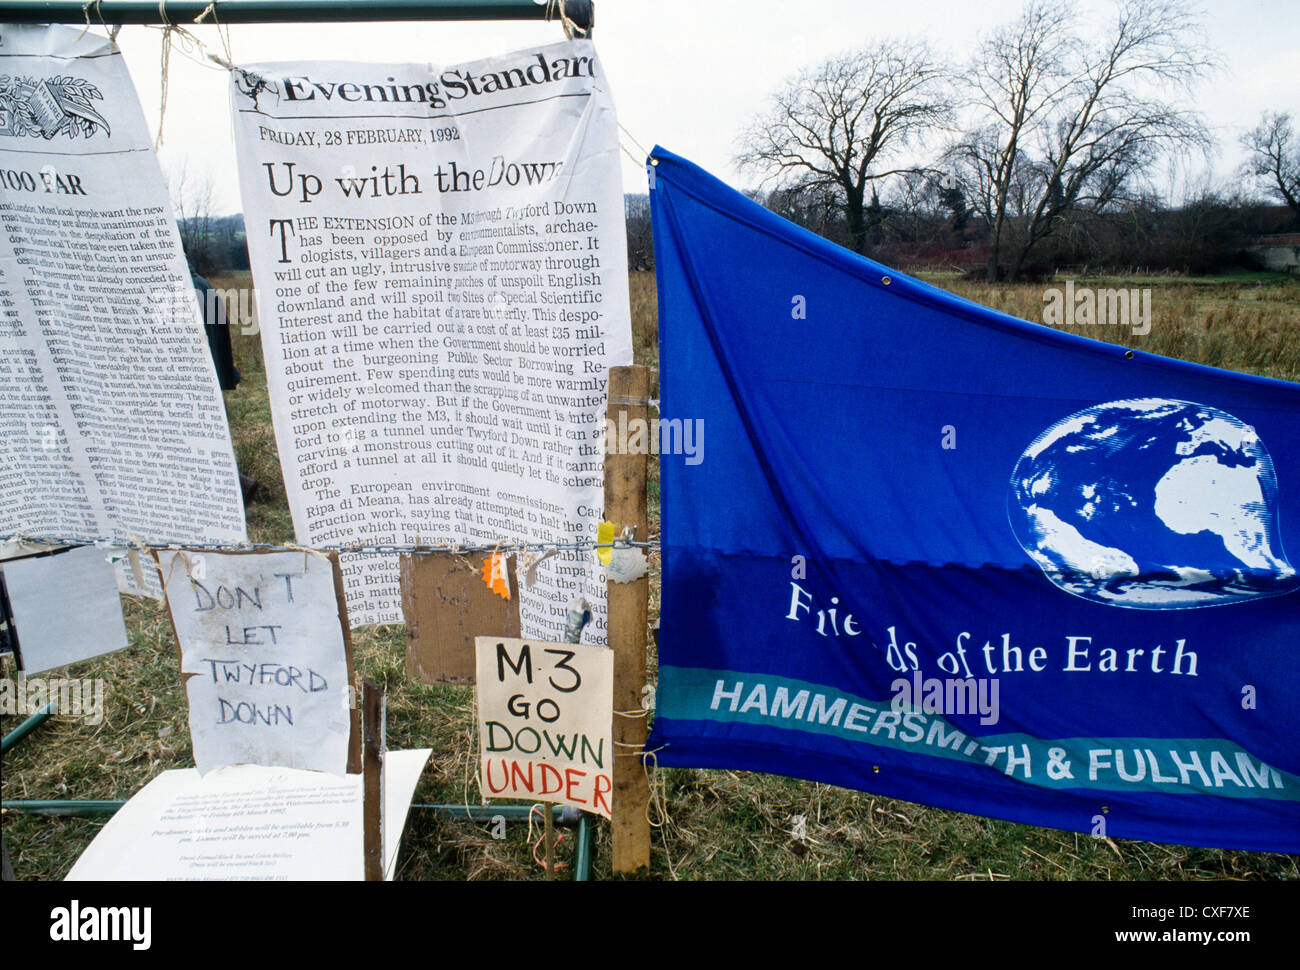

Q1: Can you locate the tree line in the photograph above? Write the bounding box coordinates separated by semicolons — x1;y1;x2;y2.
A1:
179;0;1299;282
725;0;1299;280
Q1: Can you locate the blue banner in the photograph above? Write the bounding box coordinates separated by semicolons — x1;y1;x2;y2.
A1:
645;148;1300;853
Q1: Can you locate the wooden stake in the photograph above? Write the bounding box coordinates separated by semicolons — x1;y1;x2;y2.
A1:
604;365;651;874
325;550;364;774
543;803;556;878
362;679;385;882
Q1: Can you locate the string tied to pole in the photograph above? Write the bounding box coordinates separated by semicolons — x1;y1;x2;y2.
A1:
545;0;589;40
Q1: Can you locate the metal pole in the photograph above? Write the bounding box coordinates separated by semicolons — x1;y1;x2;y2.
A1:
0;0;593;28
1;798;124;816
573;812;592;881
0;701;54;754
1;800;583;821
411;802;572;823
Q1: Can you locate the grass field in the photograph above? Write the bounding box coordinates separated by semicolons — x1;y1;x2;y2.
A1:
2;269;1296;881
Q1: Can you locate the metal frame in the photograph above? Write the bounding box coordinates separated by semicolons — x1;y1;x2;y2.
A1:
3;799;595;879
0;0;592;28
0;0;600;883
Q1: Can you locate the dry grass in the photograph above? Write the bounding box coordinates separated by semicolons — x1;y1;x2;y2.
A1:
2;269;1296;881
938;275;1300;383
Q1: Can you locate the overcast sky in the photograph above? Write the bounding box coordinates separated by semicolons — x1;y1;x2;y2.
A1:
100;0;1300;215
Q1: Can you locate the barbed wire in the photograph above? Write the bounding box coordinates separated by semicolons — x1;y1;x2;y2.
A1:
2;534;659;556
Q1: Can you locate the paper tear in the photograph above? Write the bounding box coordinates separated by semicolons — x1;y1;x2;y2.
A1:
128;548;146;589
522;547;559;588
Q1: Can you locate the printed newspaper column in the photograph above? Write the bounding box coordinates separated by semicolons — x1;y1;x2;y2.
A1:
157;549;360;776
230;40;633;636
476;636;613;818
0;25;247;566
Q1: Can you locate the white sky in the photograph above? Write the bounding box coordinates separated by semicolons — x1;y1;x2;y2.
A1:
96;0;1300;215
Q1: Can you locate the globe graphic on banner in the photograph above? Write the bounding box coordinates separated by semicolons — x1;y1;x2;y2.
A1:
1008;398;1299;609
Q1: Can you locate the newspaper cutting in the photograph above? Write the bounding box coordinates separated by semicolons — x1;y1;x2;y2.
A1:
231;40;633;635
0;25;247;564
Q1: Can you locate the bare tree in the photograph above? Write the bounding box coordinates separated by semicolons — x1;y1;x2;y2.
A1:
736;41;952;256
624;193;654;271
168;160;217;274
883;172;955;245
1241;112;1300;221
949;0;1075;280
951;0;1216;280
761;180;850;243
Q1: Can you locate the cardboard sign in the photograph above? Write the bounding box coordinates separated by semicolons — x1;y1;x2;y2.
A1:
1;545;128;674
402;553;520;684
475;637;613;818
157;549;360;776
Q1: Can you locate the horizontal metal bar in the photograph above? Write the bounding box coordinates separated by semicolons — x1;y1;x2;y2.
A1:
0;0;592;28
412;802;583;826
5;799;587;821
2;798;124;816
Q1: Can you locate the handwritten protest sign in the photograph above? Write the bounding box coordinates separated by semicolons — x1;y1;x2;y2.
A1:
475;637;613;818
157;550;359;776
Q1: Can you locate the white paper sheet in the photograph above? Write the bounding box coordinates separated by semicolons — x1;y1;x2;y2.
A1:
2;545;128;673
66;749;432;881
